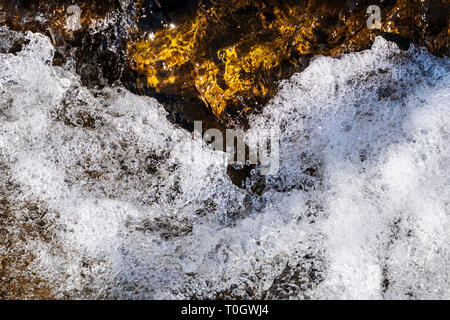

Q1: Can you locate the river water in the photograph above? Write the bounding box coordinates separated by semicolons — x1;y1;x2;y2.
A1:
0;24;449;299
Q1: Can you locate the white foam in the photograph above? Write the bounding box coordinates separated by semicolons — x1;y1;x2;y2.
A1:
250;37;450;299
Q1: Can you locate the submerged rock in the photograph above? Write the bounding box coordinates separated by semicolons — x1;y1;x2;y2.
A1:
0;0;448;122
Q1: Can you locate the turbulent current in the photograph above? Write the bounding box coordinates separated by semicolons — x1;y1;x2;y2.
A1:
0;27;449;299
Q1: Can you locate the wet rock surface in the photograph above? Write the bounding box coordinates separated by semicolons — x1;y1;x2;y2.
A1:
0;0;448;124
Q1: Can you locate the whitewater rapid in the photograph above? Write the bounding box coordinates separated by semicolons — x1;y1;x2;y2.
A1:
0;27;449;299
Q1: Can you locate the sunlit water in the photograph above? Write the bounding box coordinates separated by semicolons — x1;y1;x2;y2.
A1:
1;27;449;299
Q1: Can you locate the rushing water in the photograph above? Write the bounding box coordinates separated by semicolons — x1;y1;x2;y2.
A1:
1;26;449;299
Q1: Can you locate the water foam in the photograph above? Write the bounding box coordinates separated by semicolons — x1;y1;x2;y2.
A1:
250;37;450;299
1;28;449;299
